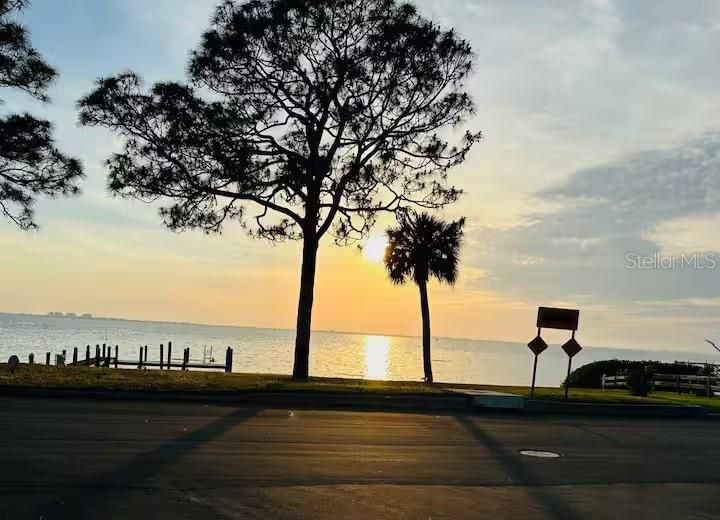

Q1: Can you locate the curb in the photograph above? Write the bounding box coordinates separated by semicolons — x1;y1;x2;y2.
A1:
525;399;708;417
0;386;712;417
0;386;473;412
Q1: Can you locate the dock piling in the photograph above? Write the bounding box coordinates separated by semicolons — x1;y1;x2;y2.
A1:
225;347;233;373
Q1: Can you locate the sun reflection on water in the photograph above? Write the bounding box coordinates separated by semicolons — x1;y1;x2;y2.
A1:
364;335;390;380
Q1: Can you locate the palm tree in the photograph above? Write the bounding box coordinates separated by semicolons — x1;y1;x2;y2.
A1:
384;212;465;383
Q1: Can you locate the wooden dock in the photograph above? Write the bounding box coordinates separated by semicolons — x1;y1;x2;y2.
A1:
25;342;234;373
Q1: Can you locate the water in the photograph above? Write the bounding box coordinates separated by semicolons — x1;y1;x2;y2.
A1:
2;313;718;387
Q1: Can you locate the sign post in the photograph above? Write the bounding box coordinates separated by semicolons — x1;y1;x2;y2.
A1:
561;333;582;400
529;307;582;400
527;329;548;397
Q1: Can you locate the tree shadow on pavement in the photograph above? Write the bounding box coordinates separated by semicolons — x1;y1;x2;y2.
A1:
34;406;262;520
455;415;581;520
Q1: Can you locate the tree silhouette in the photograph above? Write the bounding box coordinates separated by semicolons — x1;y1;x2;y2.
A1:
384;211;464;383
77;0;479;379
0;0;83;229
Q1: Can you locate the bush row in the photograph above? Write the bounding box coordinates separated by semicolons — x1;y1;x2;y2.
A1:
564;359;710;388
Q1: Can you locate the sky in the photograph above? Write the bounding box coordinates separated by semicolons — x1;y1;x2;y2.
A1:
2;0;720;353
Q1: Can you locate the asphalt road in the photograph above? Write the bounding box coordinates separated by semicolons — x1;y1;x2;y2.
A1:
2;397;720;519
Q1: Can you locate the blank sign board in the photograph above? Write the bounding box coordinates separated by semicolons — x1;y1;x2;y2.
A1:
537;307;579;331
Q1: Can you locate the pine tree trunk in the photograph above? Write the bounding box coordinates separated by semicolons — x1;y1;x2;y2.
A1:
292;233;319;379
418;279;433;383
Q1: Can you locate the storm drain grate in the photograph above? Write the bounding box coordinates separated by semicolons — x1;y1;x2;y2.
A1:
519;450;561;458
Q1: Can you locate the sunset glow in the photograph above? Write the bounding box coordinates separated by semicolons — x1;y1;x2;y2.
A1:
364;335;390;380
362;235;388;263
0;0;717;352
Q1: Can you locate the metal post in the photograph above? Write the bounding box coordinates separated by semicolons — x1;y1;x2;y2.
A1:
73;347;78;365
114;345;119;369
139;347;144;369
144;345;148;363
530;327;541;398
95;345;101;367
46;352;50;365
564;357;573;401
707;377;712;398
167;341;172;370
530;354;539;398
160;344;164;370
102;344;107;359
86;345;90;366
182;348;189;371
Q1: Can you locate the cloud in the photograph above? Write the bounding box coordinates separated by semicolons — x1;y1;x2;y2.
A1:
470;132;720;307
114;0;217;62
647;213;720;255
419;0;720;205
6;0;720;348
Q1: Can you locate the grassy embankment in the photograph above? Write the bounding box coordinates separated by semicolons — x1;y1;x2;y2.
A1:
1;364;719;411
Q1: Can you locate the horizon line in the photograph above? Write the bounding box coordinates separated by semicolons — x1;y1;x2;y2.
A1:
0;309;491;344
0;310;709;356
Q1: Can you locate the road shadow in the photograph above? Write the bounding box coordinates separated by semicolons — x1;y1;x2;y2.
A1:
34;406;262;520
455;415;581;520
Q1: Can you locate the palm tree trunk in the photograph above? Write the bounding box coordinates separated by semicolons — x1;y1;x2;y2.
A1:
418;279;433;383
292;233;319;380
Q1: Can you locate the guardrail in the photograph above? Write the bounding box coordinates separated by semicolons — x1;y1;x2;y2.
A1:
602;373;718;396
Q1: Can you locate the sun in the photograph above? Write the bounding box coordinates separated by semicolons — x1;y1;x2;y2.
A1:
362;235;388;263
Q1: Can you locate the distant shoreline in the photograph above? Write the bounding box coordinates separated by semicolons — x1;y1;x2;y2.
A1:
0;311;713;358
0;310;442;342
